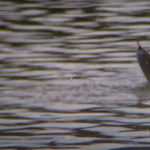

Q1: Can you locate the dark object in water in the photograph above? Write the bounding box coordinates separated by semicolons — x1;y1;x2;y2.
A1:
137;41;150;82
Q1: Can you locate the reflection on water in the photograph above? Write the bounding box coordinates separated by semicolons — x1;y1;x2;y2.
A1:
1;0;150;149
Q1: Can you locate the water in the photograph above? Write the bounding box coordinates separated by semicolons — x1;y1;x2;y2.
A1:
1;0;150;149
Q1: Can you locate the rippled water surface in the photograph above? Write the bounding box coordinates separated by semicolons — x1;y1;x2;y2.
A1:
1;0;150;149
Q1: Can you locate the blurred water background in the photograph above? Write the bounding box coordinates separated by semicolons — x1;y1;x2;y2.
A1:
1;0;150;149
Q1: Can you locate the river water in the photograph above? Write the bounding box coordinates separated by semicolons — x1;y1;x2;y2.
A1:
1;0;150;150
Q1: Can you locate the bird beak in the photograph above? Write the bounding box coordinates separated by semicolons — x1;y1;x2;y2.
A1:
136;40;142;48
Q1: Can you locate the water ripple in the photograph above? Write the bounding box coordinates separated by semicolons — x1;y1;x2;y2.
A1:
0;0;150;149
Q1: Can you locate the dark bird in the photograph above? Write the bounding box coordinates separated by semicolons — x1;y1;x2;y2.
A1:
137;41;150;82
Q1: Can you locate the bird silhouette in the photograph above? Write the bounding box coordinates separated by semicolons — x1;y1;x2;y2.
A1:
137;41;150;82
